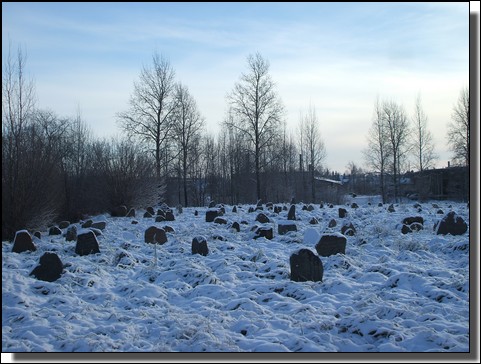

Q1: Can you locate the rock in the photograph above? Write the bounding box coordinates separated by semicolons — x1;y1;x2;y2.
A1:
388;204;395;213
214;217;227;225
194;210;198;216
435;211;468;236
165;211;175;221
49;226;62;236
231;221;240;232
126;208;136;217
278;222;297;235
309;217;318;225
338;208;347;218
341;222;356;236
315;233;347;257
146;207;155;216
436;209;444;215
274;206;282;214
307;204;315;212
144;226;167;245
351;203;359;209
75;231;100;256
163;225;175;233
30;252;63;282
143;211;153;218
206;209;219;223
131;220;138;224
254;227;273;240
91;221;106;230
255;213;270;224
111;205;128;217
232;206;237;213
287;205;296;220
328;219;337;228
208;201;216;208
81;220;93;228
290;249;323;282
12;230;36;253
155;215;165;222
192;236;208;256
58;221;70;229
401;224;412;234
33;231;41;240
65;225;77;242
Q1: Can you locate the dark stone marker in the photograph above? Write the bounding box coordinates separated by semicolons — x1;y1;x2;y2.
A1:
75;231;100;256
255;227;273;240
126;208;136;217
12;231;36;253
146;207;155;216
143;211;153;218
65;225;77;242
192;236;208;256
402;216;424;226
232;206;237;213
231;221;240;232
81;220;93;228
255;213;270;224
388;204;395;213
49;226;62;236
214;217;227;225
309;217;318;225
111;205;128;217
328;219;337;228
208;201;216;208
91;221;106;230
30;252;63;282
165;211;175;221
338;208;347;218
315;234;347;257
206;210;219;222
33;231;41;240
287;205;296;220
155;215;165;223
436;211;468;236
278;223;297;235
341;222;356;236
290;249;323;282
58;221;70;229
144;226;167;245
351;203;359;209
163;225;175;233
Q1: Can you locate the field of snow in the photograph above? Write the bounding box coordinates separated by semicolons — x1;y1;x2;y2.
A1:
2;198;471;352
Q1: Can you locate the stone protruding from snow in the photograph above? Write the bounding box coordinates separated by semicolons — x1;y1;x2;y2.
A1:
255;213;270;224
341;222;356;236
49;226;62;236
315;233;347;257
290;249;323;282
278;221;297;235
214;217;227;225
12;230;36;253
192;236;208;256
338;208;347;218
81;219;93;228
30;252;63;282
58;221;70;229
206;209;219;223
287;205;296;221
309;217;318;225
65;225;77;242
328;219;337;228
231;221;240;232
143;211;153;218
146;207;155;216
254;227;273;240
388;204;395;213
91;221;106;231
402;216;424;226
144;226;167;245
208;201;216;208
75;230;100;256
435;211;468;236
232;206;237;213
33;231;41;240
126;208;136;217
165;211;175;221
111;205;128;217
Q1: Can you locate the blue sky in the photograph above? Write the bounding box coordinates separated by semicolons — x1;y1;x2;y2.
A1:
2;2;471;173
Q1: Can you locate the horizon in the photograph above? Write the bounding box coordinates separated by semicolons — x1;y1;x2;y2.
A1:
2;2;471;173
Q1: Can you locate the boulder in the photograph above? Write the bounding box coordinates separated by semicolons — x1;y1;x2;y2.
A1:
328;219;337;228
111;205;128;217
206;209;219;223
12;230;36;253
165;211;175;221
65;225;77;242
214;217;228;225
341;222;356;236
75;231;100;256
287;205;296;220
255;213;270;224
315;233;347;257
144;226;167;245
192;236;208;256
126;208;136;217
278;222;297;235
338;208;347;218
290;249;323;282
58;221;70;229
254;227;273;240
435;212;468;236
49;226;62;236
91;221;106;230
231;221;241;232
30;252;63;282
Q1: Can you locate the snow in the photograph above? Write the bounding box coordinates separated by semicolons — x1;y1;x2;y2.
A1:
2;198;472;353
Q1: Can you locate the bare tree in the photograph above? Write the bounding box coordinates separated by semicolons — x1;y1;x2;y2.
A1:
363;97;390;203
117;52;177;178
226;52;284;201
412;94;437;171
300;103;326;202
171;83;204;206
447;87;469;167
383;100;411;202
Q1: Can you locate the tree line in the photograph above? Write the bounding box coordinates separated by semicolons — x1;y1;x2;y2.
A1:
2;45;469;240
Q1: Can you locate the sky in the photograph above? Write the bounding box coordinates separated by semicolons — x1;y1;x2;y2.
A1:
2;2;472;173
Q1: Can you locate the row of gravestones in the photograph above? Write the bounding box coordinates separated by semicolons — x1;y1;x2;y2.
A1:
400;212;467;236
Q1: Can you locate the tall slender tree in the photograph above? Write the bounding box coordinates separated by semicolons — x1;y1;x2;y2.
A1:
226;52;284;201
117;52;177;178
412;95;437;171
447;87;469;167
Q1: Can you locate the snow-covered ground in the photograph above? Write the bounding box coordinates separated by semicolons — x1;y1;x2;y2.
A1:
2;198;471;352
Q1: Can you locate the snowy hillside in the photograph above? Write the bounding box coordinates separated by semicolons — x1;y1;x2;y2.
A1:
2;199;470;352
